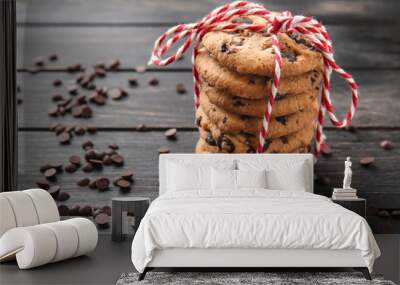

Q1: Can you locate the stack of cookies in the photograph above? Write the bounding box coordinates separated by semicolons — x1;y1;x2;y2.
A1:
194;15;324;154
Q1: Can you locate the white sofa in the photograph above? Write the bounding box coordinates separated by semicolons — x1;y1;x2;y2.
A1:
0;189;98;269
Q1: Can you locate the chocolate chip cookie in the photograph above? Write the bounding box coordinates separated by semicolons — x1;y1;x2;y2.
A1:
199;92;318;139
196;49;322;100
201;16;324;77
198;127;257;153
202;82;319;118
263;124;315;153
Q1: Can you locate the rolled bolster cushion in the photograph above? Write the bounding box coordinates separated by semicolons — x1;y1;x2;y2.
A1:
0;218;98;269
0;196;17;237
23;189;60;224
0;191;39;228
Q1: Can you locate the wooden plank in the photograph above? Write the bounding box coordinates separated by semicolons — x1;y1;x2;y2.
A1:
16;0;400;25
16;25;400;70
18;129;400;233
17;70;400;128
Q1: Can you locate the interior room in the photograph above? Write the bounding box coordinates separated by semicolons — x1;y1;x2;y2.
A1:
1;0;399;284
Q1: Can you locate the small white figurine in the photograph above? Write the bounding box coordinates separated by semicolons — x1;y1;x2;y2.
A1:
343;156;353;189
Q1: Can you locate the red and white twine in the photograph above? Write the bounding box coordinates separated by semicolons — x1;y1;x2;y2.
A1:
148;1;358;160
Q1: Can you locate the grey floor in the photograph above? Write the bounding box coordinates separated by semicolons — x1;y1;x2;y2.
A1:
1;235;399;285
0;235;134;285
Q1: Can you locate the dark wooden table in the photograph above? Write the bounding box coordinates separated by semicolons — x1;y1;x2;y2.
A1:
15;0;400;234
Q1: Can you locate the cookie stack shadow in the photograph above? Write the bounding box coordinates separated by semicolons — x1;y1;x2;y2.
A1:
194;15;324;154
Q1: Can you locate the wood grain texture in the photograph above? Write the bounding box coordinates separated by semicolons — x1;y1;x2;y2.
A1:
16;0;400;25
18;130;400;233
16;25;400;69
17;70;400;128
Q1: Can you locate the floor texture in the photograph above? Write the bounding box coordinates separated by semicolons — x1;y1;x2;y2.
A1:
117;271;395;285
0;235;134;285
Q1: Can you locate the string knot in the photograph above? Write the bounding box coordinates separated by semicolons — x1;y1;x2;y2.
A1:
148;1;358;160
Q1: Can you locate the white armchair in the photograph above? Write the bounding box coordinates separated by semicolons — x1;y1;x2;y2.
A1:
0;189;98;269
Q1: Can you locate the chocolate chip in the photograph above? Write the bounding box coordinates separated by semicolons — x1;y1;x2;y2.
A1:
46;162;64;172
158;147;170;154
195;116;202;127
108;143;119;150
71;106;82;118
33;56;45;66
58;205;70;216
121;170;134;181
281;50;297;62
79;205;93;216
69;205;80;216
48;185;60;198
81;106;93;118
380;140;394;150
82;140;94;150
52;94;64;102
102;155;113;165
89;159;103;169
48;106;59;117
360;156;375;166
232;96;243;107
276;116;287;125
241;115;251;121
44;168;57;180
87;126;97;133
205;134;217;146
56;191;70;202
96;178;110;191
220;42;229;53
280;136;289;144
36;180;50;190
59;132;71;144
136;124;147;131
148;78;159;86
82;163;94;173
65;163;78;173
218;135;235;153
55;125;66;135
101;206;112;216
176;83;187;94
68;85;78;95
231;17;253;24
77;178;90;187
110;154;124;166
223;117;228;124
164;128;177;140
109;88;127;100
95;67;106;77
275;93;287;101
46;53;57;61
135;65;146;73
105;59;120;70
74;126;86;136
90;94;106;105
128;77;138;87
116;179;131;190
89;180;98;189
262;139;271;152
53;79;62;87
69;155;81;165
95;213;110;228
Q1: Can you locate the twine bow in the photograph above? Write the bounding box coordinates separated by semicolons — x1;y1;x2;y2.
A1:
148;1;358;160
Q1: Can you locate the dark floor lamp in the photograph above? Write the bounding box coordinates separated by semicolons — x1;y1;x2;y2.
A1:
0;0;17;192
